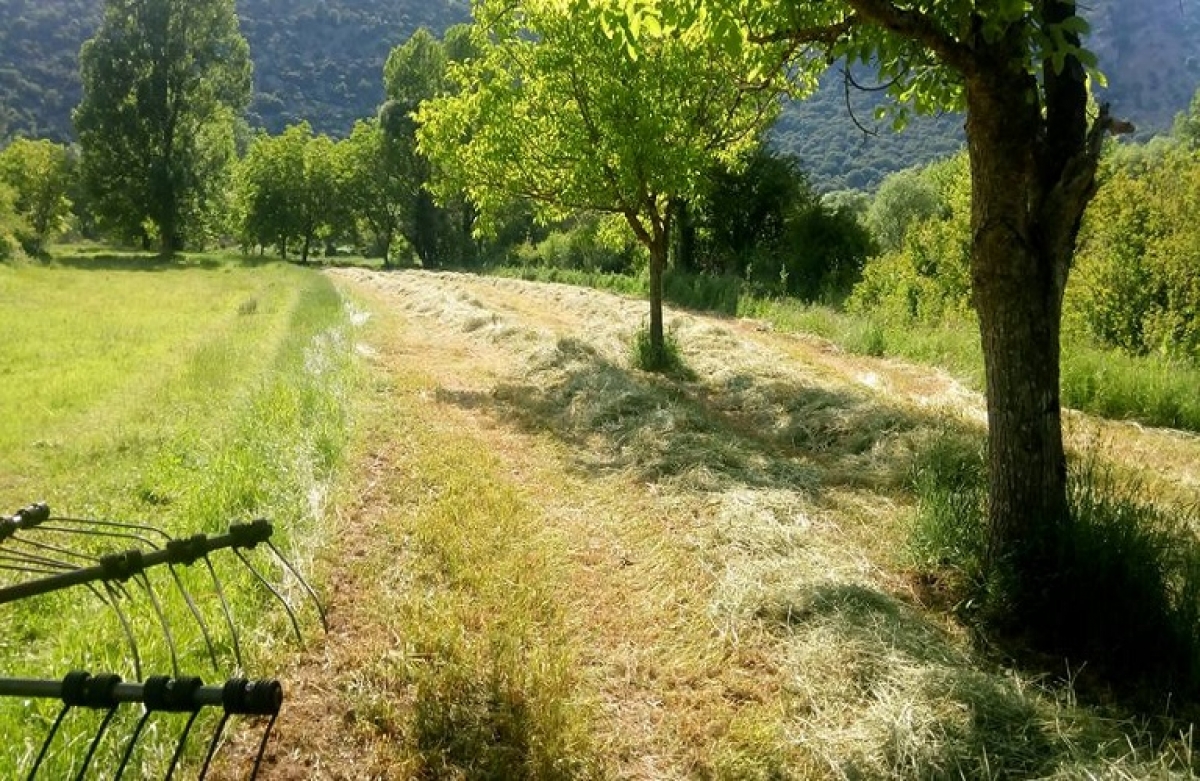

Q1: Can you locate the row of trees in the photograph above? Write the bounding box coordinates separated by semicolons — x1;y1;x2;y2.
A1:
232;28;477;266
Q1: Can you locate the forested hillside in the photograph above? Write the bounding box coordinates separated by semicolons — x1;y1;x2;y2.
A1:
775;0;1200;190
0;0;1196;189
0;0;467;141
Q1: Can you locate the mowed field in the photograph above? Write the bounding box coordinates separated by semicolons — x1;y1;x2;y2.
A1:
3;256;1200;778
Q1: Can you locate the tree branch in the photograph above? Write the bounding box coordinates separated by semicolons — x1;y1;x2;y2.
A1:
841;0;976;75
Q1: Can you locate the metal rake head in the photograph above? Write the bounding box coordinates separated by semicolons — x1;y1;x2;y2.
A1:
0;501;329;778
0;501;327;678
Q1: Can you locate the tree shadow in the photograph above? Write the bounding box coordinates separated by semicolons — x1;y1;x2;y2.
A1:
48;252;227;272
762;582;1066;779
439;336;955;495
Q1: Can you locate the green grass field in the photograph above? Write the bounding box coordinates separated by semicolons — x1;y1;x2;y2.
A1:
0;249;353;776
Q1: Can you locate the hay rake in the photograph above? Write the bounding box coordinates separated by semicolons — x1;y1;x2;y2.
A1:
0;502;327;779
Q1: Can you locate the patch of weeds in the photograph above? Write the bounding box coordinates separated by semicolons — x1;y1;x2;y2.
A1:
845;319;888;357
629;323;695;379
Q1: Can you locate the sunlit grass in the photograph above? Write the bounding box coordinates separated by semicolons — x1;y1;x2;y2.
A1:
493;264;1200;432
0;250;353;776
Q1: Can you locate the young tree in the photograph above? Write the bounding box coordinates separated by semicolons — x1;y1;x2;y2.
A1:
613;0;1129;609
417;1;781;366
74;0;251;256
233;123;353;262
381;26;481;267
0;138;74;253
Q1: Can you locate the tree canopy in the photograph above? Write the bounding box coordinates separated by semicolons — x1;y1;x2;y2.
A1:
417;0;782;364
0;138;74;254
74;0;251;255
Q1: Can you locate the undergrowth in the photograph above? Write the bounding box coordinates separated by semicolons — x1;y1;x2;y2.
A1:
908;432;1200;705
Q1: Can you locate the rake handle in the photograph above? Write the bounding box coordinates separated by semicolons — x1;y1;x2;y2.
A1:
0;673;283;716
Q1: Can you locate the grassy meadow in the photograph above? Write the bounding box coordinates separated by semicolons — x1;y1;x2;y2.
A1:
0;248;353;775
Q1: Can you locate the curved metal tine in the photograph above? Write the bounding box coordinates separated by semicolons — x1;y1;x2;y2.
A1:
97;583;143;680
197;712;232;781
0;548;77;571
163;710;201;781
26;703;70;781
250;713;280;781
113;708;154;780
49;516;173;544
7;537;96;564
234;549;303;643
34;524;163;551
168;564;220;671
74;705;119;781
0;563;64;577
203;554;244;670
136;571;180;677
266;540;328;631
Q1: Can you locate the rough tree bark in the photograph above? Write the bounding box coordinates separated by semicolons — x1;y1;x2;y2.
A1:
827;0;1116;593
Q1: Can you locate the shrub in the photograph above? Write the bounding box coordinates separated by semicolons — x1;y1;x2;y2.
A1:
850;152;972;325
1067;143;1200;360
518;214;645;275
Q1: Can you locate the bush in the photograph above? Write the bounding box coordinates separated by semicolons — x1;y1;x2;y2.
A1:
516;214;645;275
909;435;1200;699
1067;142;1200;360
850;153;972;324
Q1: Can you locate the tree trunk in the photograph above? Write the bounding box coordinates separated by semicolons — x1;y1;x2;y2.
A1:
964;27;1102;591
623;207;671;370
648;233;667;364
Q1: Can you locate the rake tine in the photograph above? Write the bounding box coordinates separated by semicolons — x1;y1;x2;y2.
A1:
113;707;153;780
0;563;63;577
168;564;220;671
234;549;303;644
8;537;96;564
163;709;201;781
197;712;232;781
0;548;76;571
73;705;119;781
249;712;279;781
34;524;162;551
98;583;143;679
50;516;173;543
26;703;70;781
135;572;180;677
203;554;244;670
267;540;328;631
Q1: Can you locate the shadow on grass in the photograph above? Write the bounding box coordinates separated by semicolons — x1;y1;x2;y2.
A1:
440;336;953;495
762;582;1067;779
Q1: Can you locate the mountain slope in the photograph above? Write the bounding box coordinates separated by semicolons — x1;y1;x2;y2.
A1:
1;0;1196;189
0;0;466;141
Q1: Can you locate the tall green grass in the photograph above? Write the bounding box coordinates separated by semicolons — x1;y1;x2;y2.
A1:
908;432;1200;702
0;251;354;775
